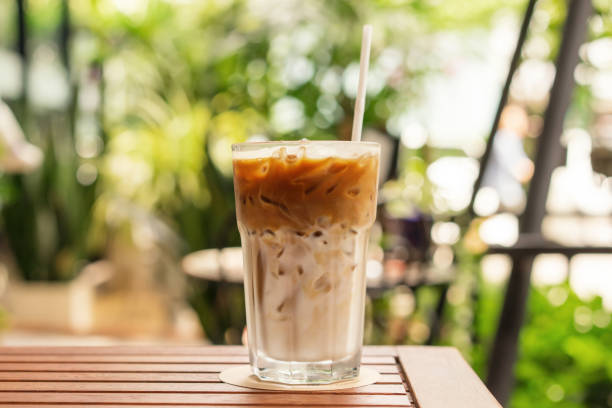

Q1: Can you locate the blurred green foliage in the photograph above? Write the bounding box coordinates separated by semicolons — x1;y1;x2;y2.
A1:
470;275;612;408
0;0;610;407
513;288;612;408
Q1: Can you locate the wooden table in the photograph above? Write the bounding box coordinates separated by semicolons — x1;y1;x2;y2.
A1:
0;345;501;407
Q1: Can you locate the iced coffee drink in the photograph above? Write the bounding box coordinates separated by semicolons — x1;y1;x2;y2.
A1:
232;140;380;384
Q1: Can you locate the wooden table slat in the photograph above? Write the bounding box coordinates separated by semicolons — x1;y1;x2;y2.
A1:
0;381;406;394
398;346;502;408
0;346;250;356
3;405;404;408
0;345;398;357
0;354;395;365
0;371;223;383
0;362;398;374
0;371;403;384
0;391;413;406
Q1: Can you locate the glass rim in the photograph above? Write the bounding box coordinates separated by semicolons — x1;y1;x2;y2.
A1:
232;139;379;151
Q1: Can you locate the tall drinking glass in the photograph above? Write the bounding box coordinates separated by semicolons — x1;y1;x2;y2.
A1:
232;140;380;384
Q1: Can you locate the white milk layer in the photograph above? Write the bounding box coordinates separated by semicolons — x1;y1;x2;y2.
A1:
240;224;368;362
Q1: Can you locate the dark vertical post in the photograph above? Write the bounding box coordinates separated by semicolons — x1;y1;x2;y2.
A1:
16;0;27;103
426;284;449;345
59;0;70;69
486;1;593;405
387;135;400;182
486;255;534;404
59;0;75;141
469;0;537;214
520;0;591;233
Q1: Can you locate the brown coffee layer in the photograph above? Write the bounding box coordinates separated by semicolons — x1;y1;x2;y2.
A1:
233;152;379;231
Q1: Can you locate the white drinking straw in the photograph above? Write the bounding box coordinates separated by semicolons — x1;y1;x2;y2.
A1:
351;24;373;142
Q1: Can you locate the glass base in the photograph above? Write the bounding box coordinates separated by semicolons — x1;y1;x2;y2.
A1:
252;353;360;385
